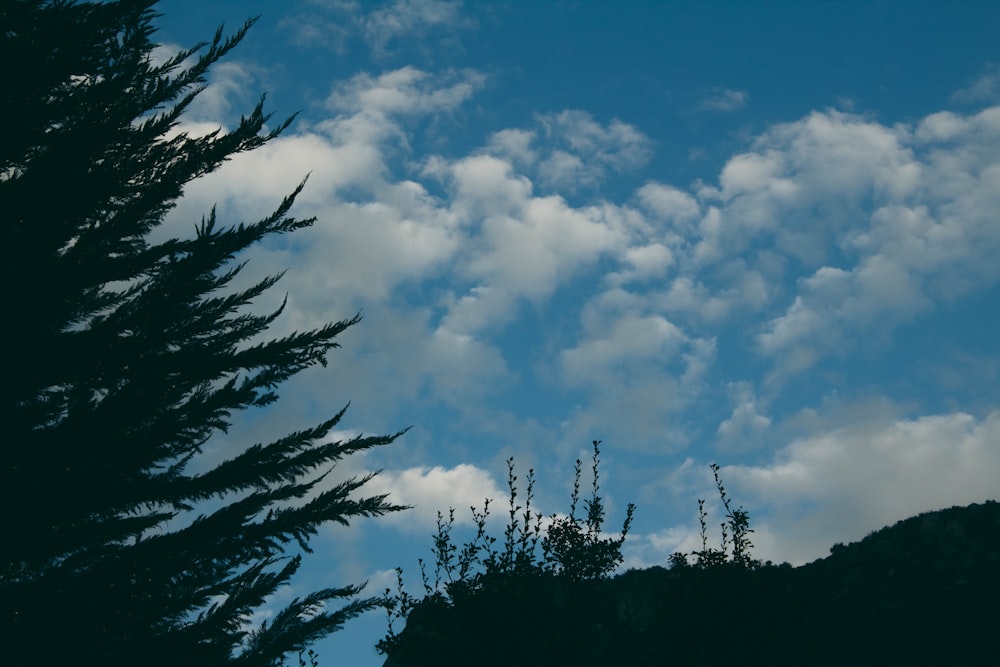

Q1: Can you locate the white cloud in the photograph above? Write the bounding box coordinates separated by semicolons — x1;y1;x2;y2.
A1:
717;381;771;449
537;150;591;191
692;110;921;266
756;256;930;381
637;182;701;227
148;42;192;69
186;61;258;122
916;110;968;142
467;196;625;294
280;0;471;57
444;153;533;218
555;293;717;451
437;285;515;338
622;524;697;570
662;106;1000;384
950;64;1000;105
270;304;512;433
146;47;264;131
545;110;653;171
724;409;1000;564
326;66;484;117
363;0;467;56
366;463;504;531
430;155;630;333
716;150;797;201
697;87;748;113
605;243;674;287
659;267;769;324
535;110;653;190
561;314;687;386
486;128;537;167
278;1;359;53
422;326;511;402
387;112;659;339
698;143;857;262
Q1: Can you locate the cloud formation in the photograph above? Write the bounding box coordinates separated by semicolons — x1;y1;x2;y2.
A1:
363;0;466;56
536;110;654;190
697;87;748;112
164;54;1000;555
366;463;504;531
280;0;471;58
950;63;1000;105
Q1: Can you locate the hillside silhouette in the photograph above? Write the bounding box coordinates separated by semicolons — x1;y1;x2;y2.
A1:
382;500;1000;666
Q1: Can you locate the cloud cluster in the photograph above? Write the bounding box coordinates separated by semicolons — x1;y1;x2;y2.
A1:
365;463;504;531
716;381;771;450
162;52;1000;569
363;0;466;57
634;107;1000;389
280;0;471;58
326;66;483;118
168;55;1000;433
534;110;654;191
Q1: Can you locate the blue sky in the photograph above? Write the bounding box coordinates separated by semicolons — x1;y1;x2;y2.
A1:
151;1;1000;664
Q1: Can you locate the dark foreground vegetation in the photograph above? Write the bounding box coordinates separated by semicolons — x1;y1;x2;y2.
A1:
3;3;403;665
380;447;1000;666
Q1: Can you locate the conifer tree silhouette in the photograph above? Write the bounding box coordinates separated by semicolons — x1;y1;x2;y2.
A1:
0;2;405;665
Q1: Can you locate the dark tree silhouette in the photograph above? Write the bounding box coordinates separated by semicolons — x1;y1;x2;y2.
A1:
0;2;405;665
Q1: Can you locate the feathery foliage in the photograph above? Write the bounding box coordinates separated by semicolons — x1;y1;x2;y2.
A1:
0;2;405;665
668;462;760;570
379;441;635;658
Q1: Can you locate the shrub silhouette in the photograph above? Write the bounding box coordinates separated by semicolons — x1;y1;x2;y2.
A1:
377;448;1000;666
378;447;763;666
668;462;760;571
378;441;635;661
542;441;636;581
